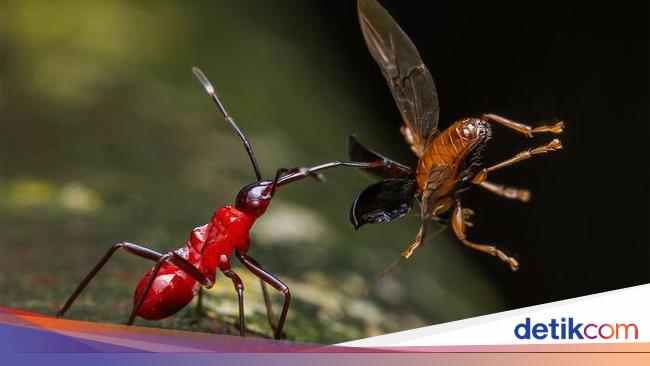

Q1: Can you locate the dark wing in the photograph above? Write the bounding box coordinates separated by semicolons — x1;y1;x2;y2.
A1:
347;135;413;180
357;0;439;158
350;178;418;229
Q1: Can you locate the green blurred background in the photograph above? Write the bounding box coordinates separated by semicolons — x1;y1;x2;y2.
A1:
0;1;507;342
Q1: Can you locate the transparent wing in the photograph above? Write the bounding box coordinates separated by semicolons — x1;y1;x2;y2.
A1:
358;0;440;157
419;164;452;219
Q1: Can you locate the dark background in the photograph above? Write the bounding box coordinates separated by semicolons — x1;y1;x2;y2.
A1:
1;0;647;342
319;1;649;307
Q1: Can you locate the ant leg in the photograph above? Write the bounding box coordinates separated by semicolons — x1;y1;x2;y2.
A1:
451;199;519;271
127;253;173;325
235;255;277;331
478;181;531;202
222;269;245;336
481;113;564;138
58;241;213;321
472;139;562;184
127;252;214;325
196;288;204;314
169;252;214;288
57;242;163;318
236;252;290;339
259;280;278;330
243;256;277;331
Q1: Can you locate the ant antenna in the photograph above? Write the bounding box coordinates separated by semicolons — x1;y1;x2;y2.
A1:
192;67;263;182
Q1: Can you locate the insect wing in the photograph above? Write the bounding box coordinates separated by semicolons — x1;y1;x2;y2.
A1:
348;135;413;180
357;0;439;157
419;164;452;219
350;178;418;229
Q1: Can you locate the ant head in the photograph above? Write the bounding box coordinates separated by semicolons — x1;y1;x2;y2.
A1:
234;181;276;217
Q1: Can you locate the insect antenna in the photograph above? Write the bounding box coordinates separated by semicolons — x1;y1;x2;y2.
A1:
365;224;448;296
192;67;263;182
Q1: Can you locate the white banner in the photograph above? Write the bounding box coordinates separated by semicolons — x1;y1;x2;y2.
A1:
341;284;649;346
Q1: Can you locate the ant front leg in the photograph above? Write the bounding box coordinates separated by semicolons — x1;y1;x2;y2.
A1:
221;268;245;336
451;198;519;271
481;113;564;138
241;256;278;332
472;139;562;184
236;251;291;339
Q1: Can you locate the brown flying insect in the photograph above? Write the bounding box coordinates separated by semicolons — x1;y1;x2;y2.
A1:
349;0;564;272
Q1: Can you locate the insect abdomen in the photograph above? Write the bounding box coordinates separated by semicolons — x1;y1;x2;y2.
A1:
416;119;476;190
134;262;200;320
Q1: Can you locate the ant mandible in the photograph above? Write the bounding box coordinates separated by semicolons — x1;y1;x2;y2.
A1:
56;67;378;339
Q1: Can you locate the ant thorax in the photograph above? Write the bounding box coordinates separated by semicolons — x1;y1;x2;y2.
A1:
199;206;254;272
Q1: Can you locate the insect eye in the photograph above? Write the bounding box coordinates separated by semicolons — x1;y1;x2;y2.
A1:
250;200;260;208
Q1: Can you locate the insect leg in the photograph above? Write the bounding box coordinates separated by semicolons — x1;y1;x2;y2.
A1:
169;252;214;288
400;222;428;259
481;113;564;137
256;280;278;331
58;241;213;323
236;252;290;339
472;139;562;183
222;269;246;336
365;223;447;295
400;189;449;258
245;256;278;331
228;248;282;331
127;252;215;325
477;181;531;202
127;252;214;325
196;288;204;314
127;253;173;325
57;242;164;318
451;199;519;271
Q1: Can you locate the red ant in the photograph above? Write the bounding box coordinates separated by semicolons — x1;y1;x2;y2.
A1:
56;67;378;339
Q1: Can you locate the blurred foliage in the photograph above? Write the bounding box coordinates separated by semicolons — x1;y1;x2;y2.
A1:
1;0;505;343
